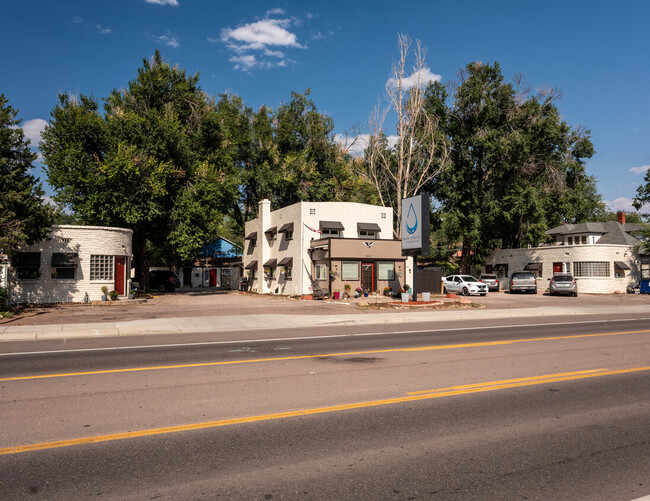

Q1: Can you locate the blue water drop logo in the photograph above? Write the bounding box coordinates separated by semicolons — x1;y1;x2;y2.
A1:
405;203;418;234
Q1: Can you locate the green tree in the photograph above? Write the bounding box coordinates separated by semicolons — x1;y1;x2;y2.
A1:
633;168;650;254
428;62;600;272
0;94;56;253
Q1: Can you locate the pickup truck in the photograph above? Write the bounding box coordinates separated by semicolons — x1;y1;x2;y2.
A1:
509;271;537;294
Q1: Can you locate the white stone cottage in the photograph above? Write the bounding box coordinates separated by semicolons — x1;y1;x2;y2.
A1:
243;200;413;296
7;225;133;304
485;215;645;294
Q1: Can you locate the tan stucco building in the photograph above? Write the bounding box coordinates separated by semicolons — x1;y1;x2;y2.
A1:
243;200;413;296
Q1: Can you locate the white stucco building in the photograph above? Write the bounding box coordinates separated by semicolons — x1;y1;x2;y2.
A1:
243;200;413;296
485;215;646;294
7;225;133;304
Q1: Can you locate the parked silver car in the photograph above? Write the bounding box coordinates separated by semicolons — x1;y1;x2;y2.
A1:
509;271;537;294
479;274;500;292
443;275;488;296
549;273;578;297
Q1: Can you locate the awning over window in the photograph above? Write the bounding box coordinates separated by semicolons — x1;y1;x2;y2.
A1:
278;257;293;266
278;223;294;233
492;263;507;271
245;232;257;240
264;226;277;236
320;221;344;231
357;222;381;232
614;261;630;270
11;252;40;267
52;252;79;267
264;259;277;267
524;262;543;271
244;260;257;269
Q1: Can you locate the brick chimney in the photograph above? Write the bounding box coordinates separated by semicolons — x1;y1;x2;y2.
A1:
616;211;626;225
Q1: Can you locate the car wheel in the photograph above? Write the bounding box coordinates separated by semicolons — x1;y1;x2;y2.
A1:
462;287;469;296
158;284;167;292
533;289;537;294
166;284;176;292
573;292;578;297
480;293;487;296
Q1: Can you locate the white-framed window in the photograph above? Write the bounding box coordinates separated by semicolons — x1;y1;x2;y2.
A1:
321;229;340;238
581;235;587;244
359;230;377;239
90;255;114;280
573;261;610;277
13;252;41;279
284;230;293;240
284;266;292;279
315;264;327;281
378;261;395;280
567;236;573;245
341;261;359;281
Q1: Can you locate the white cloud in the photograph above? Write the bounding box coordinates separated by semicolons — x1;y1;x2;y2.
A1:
605;197;639;212
73;16;84;24
143;0;179;6
387;67;441;90
334;133;399;156
22;119;48;144
96;24;112;34
152;31;180;48
629;164;650;174
219;13;304;71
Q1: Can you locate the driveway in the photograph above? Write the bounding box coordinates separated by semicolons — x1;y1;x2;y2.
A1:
1;289;649;327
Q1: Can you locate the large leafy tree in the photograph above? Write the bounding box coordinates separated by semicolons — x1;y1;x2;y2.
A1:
633;168;650;254
41;51;235;284
0;94;56;254
428;62;602;272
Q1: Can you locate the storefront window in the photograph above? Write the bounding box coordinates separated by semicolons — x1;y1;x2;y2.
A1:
341;261;359;280
378;262;395;280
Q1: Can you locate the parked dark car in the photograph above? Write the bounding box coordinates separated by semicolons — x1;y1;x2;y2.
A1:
548;273;578;297
479;274;500;292
149;269;180;292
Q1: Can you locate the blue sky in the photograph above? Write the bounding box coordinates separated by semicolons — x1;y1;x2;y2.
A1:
2;0;649;212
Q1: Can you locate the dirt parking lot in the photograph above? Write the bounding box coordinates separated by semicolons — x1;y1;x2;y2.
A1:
2;288;649;327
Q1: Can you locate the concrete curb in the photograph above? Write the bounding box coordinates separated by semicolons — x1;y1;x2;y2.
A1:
1;304;649;342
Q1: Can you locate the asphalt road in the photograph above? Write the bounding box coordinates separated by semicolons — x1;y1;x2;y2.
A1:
1;317;649;500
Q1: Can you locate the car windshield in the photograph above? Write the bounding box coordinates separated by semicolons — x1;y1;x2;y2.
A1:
460;275;479;283
554;275;573;282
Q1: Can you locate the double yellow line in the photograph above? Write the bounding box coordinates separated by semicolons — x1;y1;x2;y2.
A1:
2;328;649;383
1;365;649;456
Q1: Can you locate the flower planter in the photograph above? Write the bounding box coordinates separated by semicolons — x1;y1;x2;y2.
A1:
401;293;410;303
421;292;430;302
363;292;369;297
333;291;341;300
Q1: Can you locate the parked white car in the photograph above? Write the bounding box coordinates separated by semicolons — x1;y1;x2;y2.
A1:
442;275;488;296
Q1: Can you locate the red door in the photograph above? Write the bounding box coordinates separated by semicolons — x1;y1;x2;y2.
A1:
209;269;217;287
361;263;374;292
114;257;126;295
553;262;562;274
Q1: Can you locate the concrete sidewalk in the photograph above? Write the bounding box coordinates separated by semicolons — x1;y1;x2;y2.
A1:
2;304;649;341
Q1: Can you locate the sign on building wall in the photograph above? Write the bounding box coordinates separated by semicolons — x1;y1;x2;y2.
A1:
401;194;430;256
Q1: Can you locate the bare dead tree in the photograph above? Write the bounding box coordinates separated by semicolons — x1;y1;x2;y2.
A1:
362;34;449;237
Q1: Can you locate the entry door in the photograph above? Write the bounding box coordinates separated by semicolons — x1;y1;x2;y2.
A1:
209;269;217;287
114;257;126;295
553;262;563;273
361;263;374;292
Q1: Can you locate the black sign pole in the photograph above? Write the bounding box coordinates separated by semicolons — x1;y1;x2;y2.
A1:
412;253;418;302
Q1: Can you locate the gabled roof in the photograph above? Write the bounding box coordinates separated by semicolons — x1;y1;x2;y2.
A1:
546;220;641;245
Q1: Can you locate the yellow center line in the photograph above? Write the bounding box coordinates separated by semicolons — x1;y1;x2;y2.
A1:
2;328;649;383
1;365;648;456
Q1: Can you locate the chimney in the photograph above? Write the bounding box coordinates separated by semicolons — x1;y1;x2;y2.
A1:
616;211;626;225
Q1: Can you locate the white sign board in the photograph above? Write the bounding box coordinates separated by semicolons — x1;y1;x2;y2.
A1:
401;194;430;255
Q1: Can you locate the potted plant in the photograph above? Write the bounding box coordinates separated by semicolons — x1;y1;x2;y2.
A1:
101;285;109;301
343;283;351;299
355;287;363;298
383;286;392;296
401;284;410;303
108;289;119;301
332;289;341;300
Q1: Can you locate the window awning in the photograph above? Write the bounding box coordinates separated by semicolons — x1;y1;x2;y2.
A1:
52;252;79;267
357;222;381;232
614;261;630;270
264;259;277;267
278;257;293;266
524;262;543;271
264;226;277;235
278;223;294;233
245;231;257;240
11;252;40;267
320;221;344;231
244;260;257;269
492;263;507;271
